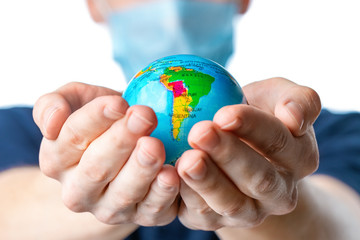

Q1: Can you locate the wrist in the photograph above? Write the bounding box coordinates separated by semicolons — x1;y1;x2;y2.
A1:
215;178;320;240
216;176;360;240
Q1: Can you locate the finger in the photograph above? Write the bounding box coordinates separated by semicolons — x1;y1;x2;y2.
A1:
33;82;122;139
243;78;321;136
60;106;158;212
177;149;261;228
187;121;298;215
33;92;72;139
39;95;129;179
213;105;319;177
93;136;165;224
178;180;222;231
135;165;179;226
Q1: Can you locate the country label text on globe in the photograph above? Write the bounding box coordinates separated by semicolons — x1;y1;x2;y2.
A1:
123;54;246;165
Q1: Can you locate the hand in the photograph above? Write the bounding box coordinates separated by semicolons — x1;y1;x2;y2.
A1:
33;82;180;227
176;78;321;230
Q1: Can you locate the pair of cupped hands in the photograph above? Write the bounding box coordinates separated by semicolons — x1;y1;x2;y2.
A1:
33;77;321;231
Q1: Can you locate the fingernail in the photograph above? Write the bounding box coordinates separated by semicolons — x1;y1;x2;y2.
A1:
137;146;157;167
127;112;153;134
157;176;176;191
44;105;61;135
103;106;125;120
185;159;207;180
220;118;241;130
285;101;304;130
192;127;220;152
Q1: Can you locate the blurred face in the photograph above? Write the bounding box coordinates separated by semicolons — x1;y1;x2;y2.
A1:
104;0;244;8
86;0;250;80
87;0;250;22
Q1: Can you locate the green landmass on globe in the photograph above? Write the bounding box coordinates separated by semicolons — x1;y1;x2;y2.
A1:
160;66;215;141
123;54;246;165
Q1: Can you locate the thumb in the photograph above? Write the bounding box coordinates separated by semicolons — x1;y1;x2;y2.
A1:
33;82;122;140
243;78;322;136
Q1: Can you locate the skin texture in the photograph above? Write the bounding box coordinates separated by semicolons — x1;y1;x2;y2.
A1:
0;1;359;239
0;78;359;239
33;78;319;231
33;78;319;224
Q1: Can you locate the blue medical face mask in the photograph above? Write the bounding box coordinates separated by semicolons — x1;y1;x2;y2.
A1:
107;0;238;82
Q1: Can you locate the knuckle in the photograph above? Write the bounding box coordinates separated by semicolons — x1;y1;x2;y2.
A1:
251;170;279;197
81;163;111;184
245;212;266;228
215;104;241;123
195;205;214;215
62;81;78;89
219;200;264;228
110;126;134;151
274;188;298;215
267;77;289;87
61;81;85;93
112;194;141;211
219;203;243;218
198;175;221;195
224;206;264;228
271;77;288;82
178;205;223;231
114;197;134;210
94;210;116;224
66;123;89;151
97;95;128;116
109;95;129;108
213;149;235;166
94;208;133;225
39;157;56;179
142;202;166;215
263;128;288;156
39;160;58;179
62;191;87;213
284;186;298;211
284;196;297;214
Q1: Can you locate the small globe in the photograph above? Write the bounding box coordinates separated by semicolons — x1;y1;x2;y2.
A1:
123;54;246;165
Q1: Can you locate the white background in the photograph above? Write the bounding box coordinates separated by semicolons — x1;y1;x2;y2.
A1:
0;0;359;112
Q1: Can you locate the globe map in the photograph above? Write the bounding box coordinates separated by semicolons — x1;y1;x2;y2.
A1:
123;55;246;165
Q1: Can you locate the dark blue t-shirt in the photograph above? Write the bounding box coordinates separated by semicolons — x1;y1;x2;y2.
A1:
0;107;359;240
0;107;42;171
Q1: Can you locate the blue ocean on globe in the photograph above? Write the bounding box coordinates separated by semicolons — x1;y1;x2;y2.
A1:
123;54;246;165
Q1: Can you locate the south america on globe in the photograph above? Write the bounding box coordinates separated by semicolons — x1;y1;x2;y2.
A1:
123;54;246;165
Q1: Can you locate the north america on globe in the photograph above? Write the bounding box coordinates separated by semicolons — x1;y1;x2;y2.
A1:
123;54;246;165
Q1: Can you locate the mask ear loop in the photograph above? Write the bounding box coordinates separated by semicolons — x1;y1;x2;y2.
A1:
91;0;113;20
